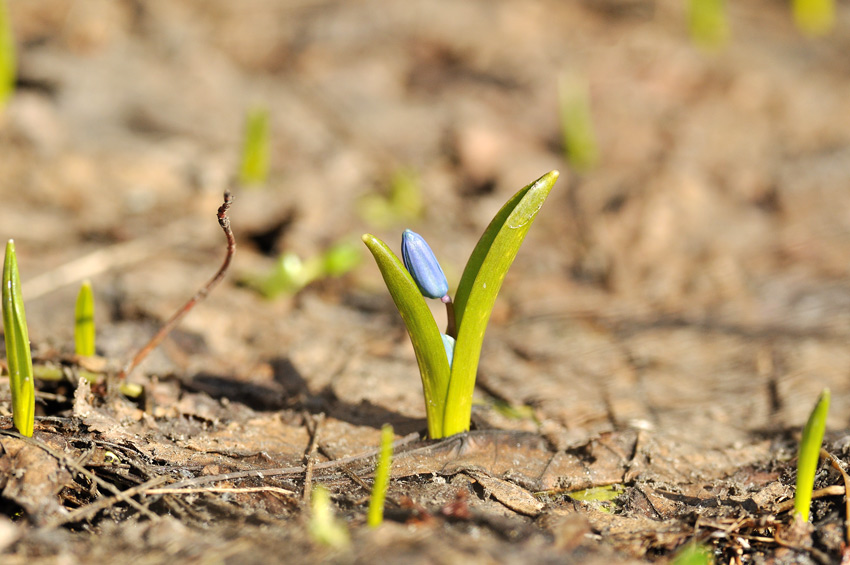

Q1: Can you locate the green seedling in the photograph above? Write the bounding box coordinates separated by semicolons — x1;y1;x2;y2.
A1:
239;106;271;187
558;75;598;173
309;485;350;549
688;0;729;50
569;484;624;503
241;241;361;299
0;0;14;110
672;542;714;565
358;168;424;228
793;0;835;37
74;280;96;357
794;388;830;522
363;171;559;438
2;240;34;436
368;424;394;528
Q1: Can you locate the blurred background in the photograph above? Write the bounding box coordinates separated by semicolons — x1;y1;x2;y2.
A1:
1;0;850;446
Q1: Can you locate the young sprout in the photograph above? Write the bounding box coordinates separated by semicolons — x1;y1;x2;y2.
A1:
792;0;835;37
363;171;559;438
688;0;729;50
558;75;598;173
2;240;35;436
239;105;270;187
794;388;830;522
309;485;350;549
367;424;394;528
357;168;424;229
74;280;96;357
0;0;14;110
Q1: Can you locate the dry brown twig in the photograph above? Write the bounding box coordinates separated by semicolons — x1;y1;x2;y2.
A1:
118;191;235;380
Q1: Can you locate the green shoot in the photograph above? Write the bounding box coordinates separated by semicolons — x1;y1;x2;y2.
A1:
793;0;835;37
0;0;14;110
568;484;624;503
794;388;830;522
309;485;350;549
688;0;729;50
2;240;35;436
368;424;394;528
240;241;361;299
558;75;598;172
363;171;559;438
672;542;714;565
239;106;270;187
357;168;424;228
74;280;96;357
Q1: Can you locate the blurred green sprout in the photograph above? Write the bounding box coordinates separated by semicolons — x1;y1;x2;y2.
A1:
358;168;424;228
239;106;270;187
75;280;96;357
367;424;394;528
241;240;361;299
688;0;729;50
309;485;350;549
672;542;714;565
363;171;559;438
794;388;830;522
558;75;598;173
0;0;14;110
2;240;34;436
793;0;835;37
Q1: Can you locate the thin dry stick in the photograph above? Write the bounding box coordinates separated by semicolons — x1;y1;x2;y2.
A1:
775;484;846;513
821;448;850;544
118;192;235;380
50;475;169;527
147;486;296;497
302;412;325;504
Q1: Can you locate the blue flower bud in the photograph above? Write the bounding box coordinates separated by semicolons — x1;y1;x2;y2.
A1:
441;334;455;368
401;229;449;299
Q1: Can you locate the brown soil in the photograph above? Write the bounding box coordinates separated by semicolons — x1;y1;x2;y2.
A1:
2;1;850;563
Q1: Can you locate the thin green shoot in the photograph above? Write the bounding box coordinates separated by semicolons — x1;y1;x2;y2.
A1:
688;0;729;50
309;485;350;549
368;424;394;528
363;171;559;438
0;0;14;110
568;484;624;503
74;280;96;357
672;542;714;565
558;75;598;172
357;168;424;228
794;388;830;522
239;106;270;187
793;0;835;37
2;240;34;436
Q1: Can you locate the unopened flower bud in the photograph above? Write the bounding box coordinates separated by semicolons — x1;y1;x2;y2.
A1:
401;229;449;300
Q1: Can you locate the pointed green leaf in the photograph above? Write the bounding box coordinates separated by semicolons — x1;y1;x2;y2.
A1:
443;171;559;435
239;106;270;187
368;424;394;528
794;388;830;522
2;240;34;436
362;234;450;438
0;0;15;109
74;280;96;356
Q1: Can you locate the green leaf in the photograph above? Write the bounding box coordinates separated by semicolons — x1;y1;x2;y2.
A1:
443;170;559;436
239;106;270;187
362;234;450;438
0;0;14;109
74;280;96;357
794;388;830;522
688;0;729;51
2;240;34;437
368;424;394;528
793;0;835;37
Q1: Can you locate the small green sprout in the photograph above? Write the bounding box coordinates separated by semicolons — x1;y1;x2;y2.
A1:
688;0;729;50
363;171;559;438
793;0;835;37
2;240;35;437
74;280;96;357
558;75;598;172
672;542;714;565
241;241;361;299
794;388;830;522
367;424;394;528
0;0;14;110
309;485;350;549
357;168;424;228
239;105;270;187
